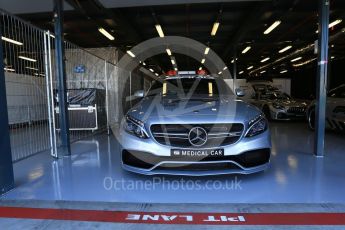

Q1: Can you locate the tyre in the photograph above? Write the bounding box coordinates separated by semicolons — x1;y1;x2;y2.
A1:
307;107;315;130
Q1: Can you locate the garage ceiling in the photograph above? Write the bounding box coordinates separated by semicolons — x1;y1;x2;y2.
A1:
4;0;345;77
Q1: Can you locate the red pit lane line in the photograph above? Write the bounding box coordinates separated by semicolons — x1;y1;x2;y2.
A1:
1;207;345;225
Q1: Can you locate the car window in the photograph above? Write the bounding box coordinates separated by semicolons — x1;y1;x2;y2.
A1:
147;78;222;97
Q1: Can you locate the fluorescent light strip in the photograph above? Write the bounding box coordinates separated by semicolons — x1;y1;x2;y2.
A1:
98;28;115;40
18;56;37;62
155;24;165;37
166;49;172;56
261;57;270;63
260;70;266;74
174;68;178;71
218;71;222;75
142;62;146;66
242;46;251;54
291;57;302;62
155;73;159;76
149;68;154;72
223;66;227;70
280;70;288;74
171;59;175;65
199;67;202;70
239;71;244;75
264;20;281;34
329;19;342;28
211;22;220;36
204;47;210;55
25;67;39;71
2;36;23;46
279;45;292;53
127;50;136;58
4;67;15;72
247;66;254;70
201;58;205;64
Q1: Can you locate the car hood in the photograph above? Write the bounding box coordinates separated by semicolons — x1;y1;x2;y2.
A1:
127;95;262;124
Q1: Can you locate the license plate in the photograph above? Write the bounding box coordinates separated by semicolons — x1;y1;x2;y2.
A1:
171;149;224;157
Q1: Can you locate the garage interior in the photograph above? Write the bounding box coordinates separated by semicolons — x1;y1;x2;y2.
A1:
1;0;345;228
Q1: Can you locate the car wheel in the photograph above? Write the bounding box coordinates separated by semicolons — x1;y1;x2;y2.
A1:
263;106;271;121
308;107;315;130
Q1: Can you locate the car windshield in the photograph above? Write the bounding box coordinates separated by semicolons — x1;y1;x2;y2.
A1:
261;91;291;100
147;78;221;98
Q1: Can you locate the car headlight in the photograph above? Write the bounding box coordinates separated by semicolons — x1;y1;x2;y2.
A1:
246;114;268;137
272;103;285;110
123;115;149;139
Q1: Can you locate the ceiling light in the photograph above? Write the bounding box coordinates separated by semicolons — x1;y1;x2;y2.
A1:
166;48;172;56
247;66;253;70
171;59;175;65
280;70;288;74
199;67;202;70
260;70;266;74
261;57;270;63
204;47;210;55
155;73;159;76
34;73;45;77
331;56;335;59
211;22;220;36
242;46;251;54
126;50;136;58
155;24;165;37
25;67;39;71
4;67;15;72
174;68;178;71
263;20;281;34
142;62;146;66
18;56;37;62
218;71;222;74
239;71;244;75
223;66;227;70
98;28;115;40
329;19;342;28
291;57;302;62
149;68;154;72
231;59;234;63
279;45;292;53
1;36;23;45
201;58;205;64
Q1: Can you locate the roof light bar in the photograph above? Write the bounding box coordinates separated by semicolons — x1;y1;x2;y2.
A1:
98;28;115;40
263;20;281;34
242;46;251;54
126;50;136;58
279;45;292;53
1;36;23;46
18;56;37;62
155;24;165;37
211;22;220;36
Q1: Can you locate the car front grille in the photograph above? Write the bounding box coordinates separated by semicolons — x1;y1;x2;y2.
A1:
150;123;244;148
287;106;305;114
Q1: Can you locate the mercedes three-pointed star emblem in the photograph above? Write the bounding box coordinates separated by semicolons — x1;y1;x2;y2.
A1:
188;127;208;147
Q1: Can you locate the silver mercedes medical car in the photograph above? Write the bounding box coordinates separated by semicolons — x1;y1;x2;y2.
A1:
120;72;271;176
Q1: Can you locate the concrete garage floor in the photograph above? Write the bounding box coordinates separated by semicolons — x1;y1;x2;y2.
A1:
1;122;345;203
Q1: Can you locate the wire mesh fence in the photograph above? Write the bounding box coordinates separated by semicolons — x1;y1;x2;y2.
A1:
1;9;124;160
1;10;51;162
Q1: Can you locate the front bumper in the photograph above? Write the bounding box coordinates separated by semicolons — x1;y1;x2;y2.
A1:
119;128;271;176
269;109;306;120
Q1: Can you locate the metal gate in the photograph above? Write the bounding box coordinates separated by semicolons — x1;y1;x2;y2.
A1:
1;9;121;160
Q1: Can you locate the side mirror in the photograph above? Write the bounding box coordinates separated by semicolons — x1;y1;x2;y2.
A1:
134;90;145;98
235;88;245;97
